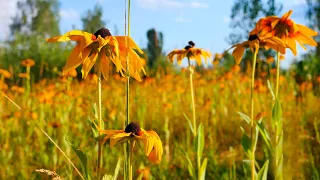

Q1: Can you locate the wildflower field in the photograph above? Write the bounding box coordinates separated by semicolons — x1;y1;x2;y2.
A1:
1;1;320;180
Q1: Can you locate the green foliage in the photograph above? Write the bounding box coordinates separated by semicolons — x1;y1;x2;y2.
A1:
10;0;60;37
66;140;92;180
81;4;106;33
146;29;164;69
229;0;282;44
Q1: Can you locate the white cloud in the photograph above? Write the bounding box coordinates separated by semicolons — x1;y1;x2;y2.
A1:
174;12;192;22
223;17;230;23
0;0;20;40
136;0;208;9
59;9;80;20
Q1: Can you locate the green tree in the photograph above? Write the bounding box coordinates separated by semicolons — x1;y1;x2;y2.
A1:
10;0;60;37
146;28;164;68
81;4;106;33
306;0;320;56
228;0;282;44
227;0;282;72
2;0;68;81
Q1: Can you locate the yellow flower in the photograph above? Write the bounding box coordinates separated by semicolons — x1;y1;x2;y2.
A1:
21;59;35;67
228;34;286;64
96;122;163;164
0;69;11;79
18;73;29;78
46;28;146;81
167;41;212;66
11;86;25;94
251;10;318;55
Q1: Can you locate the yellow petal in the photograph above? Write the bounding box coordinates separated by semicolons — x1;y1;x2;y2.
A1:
46;30;91;43
110;133;131;147
81;51;99;79
232;43;246;64
115;36;144;55
295;33;318;47
144;136;155;156
297;24;318;36
286;37;297;56
62;43;84;75
282;10;293;20
100;48;110;81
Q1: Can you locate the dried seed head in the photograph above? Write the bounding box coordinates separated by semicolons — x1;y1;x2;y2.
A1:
248;34;259;41
94;28;112;38
125;122;141;136
184;45;192;50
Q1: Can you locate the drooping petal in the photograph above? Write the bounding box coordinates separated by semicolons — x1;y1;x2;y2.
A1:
116;36;144;55
297;24;318;37
143;136;155;156
100;48;110;81
107;37;122;73
110;133;131;147
81;51;99;79
62;43;84;75
147;138;163;164
286;37;297;56
295;32;318;47
232;43;246;64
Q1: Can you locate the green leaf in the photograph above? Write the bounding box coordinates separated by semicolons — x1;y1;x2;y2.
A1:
199;158;208;180
238;111;251;124
183;113;195;135
240;127;252;158
272;98;282;123
197;124;205;161
255;120;272;152
178;144;195;179
113;158;121;180
267;80;275;101
66;140;91;180
257;160;269;180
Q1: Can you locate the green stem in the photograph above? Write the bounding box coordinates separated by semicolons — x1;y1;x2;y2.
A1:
97;68;103;180
188;58;197;137
275;52;280;98
124;1;131;180
275;51;283;180
251;49;258;180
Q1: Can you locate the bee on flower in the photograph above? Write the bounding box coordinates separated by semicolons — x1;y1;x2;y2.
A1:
167;41;212;66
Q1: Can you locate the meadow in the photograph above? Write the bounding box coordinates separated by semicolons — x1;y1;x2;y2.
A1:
0;61;319;179
1;1;320;179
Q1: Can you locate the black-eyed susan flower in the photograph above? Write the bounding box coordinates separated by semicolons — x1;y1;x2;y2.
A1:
167;41;212;66
251;10;318;55
21;59;35;67
227;34;286;64
0;69;11;79
46;28;146;81
96;122;163;164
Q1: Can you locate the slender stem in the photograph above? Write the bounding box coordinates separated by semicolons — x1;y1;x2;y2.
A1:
275;51;283;180
97;69;103;180
251;49;258;180
275;52;280;98
124;1;131;180
188;58;197;137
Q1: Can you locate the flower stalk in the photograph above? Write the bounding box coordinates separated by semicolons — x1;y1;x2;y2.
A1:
250;48;258;180
124;0;131;180
96;56;103;180
187;58;197;137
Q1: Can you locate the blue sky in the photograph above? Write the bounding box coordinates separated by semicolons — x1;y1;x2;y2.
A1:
0;0;312;68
